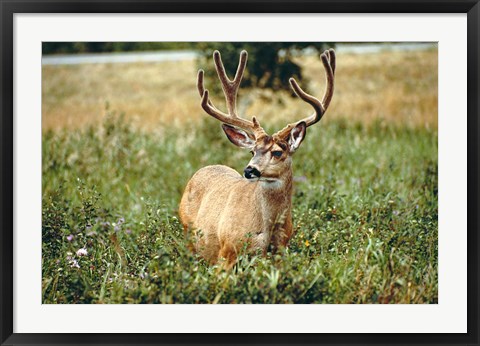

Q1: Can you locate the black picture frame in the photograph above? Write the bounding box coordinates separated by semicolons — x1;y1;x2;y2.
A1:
1;1;479;345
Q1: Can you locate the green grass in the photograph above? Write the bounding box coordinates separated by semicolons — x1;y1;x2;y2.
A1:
42;112;437;304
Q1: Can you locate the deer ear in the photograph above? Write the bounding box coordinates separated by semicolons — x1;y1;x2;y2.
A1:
288;122;306;153
222;124;255;148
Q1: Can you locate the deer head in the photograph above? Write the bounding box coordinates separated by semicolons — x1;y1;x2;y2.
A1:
197;49;336;182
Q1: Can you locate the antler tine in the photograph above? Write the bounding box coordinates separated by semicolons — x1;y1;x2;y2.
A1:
196;50;255;133
287;49;336;129
213;50;248;117
197;69;206;97
328;48;336;74
288;77;325;127
320;49;335;110
197;69;220;110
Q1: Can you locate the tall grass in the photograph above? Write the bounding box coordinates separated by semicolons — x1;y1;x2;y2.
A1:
42;111;437;303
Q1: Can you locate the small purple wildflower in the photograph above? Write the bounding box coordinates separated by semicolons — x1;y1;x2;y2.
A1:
125;229;132;234
114;224;121;232
118;217;125;224
393;210;400;216
66;234;74;242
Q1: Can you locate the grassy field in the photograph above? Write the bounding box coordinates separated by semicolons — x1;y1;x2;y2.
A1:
42;48;438;303
42;49;437;131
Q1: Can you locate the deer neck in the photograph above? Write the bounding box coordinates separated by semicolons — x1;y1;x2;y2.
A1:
255;167;293;217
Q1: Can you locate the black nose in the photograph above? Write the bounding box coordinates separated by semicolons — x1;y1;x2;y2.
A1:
244;166;261;179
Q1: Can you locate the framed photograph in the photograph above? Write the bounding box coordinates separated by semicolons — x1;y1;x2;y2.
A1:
1;1;479;345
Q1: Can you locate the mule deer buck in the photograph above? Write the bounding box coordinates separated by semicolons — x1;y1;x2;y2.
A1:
179;48;336;268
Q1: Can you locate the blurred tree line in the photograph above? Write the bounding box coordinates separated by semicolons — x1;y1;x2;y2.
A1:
42;42;194;54
197;42;333;91
43;42;334;92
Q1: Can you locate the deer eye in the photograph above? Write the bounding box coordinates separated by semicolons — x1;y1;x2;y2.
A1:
250;150;255;156
271;151;283;158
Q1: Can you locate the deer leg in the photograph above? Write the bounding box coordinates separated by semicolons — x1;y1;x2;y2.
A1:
271;216;293;253
218;243;238;270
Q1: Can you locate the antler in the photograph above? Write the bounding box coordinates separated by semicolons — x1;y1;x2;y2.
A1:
275;48;336;139
197;50;263;136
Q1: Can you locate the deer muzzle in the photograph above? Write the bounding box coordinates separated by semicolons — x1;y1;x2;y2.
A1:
244;166;261;179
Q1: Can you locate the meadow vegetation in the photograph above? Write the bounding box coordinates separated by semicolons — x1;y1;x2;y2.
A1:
42;49;438;303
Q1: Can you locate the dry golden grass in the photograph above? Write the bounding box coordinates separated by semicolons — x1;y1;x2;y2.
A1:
42;49;437;132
